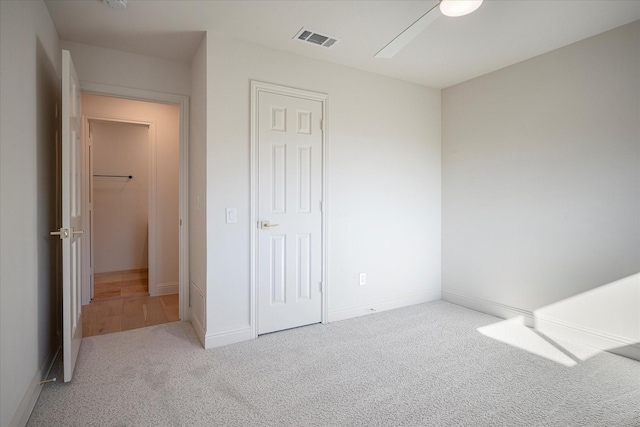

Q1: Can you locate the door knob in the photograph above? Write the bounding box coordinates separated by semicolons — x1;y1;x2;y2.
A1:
49;228;84;239
50;228;70;239
260;221;279;229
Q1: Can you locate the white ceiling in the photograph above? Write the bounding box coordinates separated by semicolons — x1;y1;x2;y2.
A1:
44;0;640;89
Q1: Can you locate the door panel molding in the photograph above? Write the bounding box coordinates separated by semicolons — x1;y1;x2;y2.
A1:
250;81;328;338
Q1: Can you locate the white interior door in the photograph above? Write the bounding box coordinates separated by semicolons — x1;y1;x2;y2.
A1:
257;91;323;334
55;49;83;382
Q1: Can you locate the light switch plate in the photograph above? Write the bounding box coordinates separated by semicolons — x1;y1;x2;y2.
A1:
359;273;366;286
225;208;237;224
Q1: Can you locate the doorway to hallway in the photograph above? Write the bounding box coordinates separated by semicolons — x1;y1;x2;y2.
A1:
81;93;181;337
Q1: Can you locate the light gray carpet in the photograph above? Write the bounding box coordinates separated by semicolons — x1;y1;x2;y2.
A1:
28;301;640;426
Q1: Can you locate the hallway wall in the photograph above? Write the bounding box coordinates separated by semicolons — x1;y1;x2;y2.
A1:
60;40;191;97
92;121;150;274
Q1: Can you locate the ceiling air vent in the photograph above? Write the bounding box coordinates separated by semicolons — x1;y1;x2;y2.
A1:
294;28;339;49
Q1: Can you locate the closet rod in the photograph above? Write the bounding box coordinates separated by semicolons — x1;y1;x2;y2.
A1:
93;174;133;179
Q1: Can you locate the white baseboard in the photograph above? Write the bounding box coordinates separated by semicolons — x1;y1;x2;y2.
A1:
328;290;441;323
535;314;640;361
155;281;179;296
442;290;640;361
10;345;59;427
204;327;252;349
200;291;440;348
442;291;535;326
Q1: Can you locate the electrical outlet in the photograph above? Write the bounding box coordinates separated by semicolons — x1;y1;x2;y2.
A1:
359;273;366;286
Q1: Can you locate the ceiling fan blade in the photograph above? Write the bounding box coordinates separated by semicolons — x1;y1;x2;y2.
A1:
375;3;441;59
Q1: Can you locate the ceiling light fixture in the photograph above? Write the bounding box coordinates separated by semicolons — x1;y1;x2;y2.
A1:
374;2;440;59
439;0;483;17
103;0;127;10
375;0;484;59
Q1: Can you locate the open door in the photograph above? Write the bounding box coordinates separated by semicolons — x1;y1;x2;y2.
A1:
50;50;83;382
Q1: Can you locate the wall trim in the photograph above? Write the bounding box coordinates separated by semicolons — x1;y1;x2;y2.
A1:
79;81;190;323
190;314;206;348
443;290;640;361
189;280;206;347
189;280;205;328
82;115;157;303
148;121;158;297
535;314;640;361
442;290;535;326
10;346;59;427
156;281;179;296
204;327;253;349
328;290;441;323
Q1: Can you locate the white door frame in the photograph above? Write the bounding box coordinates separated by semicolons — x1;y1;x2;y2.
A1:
250;80;329;338
83;116;157;299
80;82;190;322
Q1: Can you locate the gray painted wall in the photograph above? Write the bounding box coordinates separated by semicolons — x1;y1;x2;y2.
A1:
60;41;191;97
0;1;61;426
203;35;442;346
442;21;639;345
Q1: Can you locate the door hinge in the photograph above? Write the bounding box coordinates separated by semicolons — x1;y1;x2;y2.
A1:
320;119;324;132
319;281;323;293
319;200;323;212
